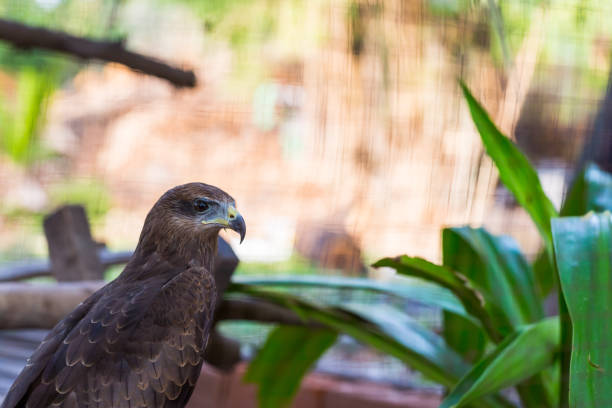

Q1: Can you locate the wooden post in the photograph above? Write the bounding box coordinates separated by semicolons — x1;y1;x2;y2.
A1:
43;205;104;281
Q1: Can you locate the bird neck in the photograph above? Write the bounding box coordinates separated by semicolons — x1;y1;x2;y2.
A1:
132;230;218;272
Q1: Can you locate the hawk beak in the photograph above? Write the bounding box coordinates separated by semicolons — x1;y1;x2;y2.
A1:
201;204;246;243
227;206;246;243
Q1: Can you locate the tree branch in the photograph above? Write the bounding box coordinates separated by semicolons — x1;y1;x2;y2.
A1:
0;18;196;87
216;298;323;328
0;284;322;329
0;281;105;329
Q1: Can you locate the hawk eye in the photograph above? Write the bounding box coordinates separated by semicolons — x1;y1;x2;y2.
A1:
193;198;209;212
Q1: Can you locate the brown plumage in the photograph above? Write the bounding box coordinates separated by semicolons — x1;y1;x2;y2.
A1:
1;183;246;408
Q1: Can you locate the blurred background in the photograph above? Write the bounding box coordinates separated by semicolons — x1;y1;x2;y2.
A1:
1;0;611;405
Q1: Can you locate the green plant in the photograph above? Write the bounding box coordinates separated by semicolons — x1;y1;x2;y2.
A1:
0;68;57;164
0;0;128;166
224;82;612;408
552;213;612;406
48;180;112;223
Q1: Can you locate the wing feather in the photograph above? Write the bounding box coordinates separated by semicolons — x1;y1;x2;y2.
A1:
1;264;215;408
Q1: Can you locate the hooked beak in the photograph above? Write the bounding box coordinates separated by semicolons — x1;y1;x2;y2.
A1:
228;211;246;243
202;204;246;243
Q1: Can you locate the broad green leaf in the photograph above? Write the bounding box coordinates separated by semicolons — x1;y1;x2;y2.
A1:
444;228;543;330
229;285;514;408
460;81;558;253
552;213;612;407
244;326;337;408
442;227;554;408
1;68;56;164
536;164;612;405
442;227;546;400
229;283;469;386
442;228;508;363
440;318;559;408
342;302;513;407
532;252;555;300
233;275;473;324
344;302;515;407
373;255;500;343
443;312;487;363
534;163;612;297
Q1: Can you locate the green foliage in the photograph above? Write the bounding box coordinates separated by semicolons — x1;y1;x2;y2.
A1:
0;178;111;244
0;0;121;41
442;312;486;363
234;274;472;322
561;163;612;216
0;68;57;164
443;228;543;331
460;81;559;254
376;231;554;408
534;163;612;296
372;256;495;339
459;84;570;405
0;0;121;75
428;0;472;16
244;326;337;408
49;180;111;223
441;227;543;367
0;0;126;167
552;213;612;407
235;80;612;408
229;283;472;388
235;255;321;276
440;318;559;408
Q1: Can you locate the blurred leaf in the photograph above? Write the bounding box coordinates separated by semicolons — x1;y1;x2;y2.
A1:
443;228;543;331
552;213;612;407
0;68;56;164
234;275;474;324
532;252;555;300
443;226;552;408
244;326;337;408
381;229;552;408
440;318;560;408
442;312;487;363
49;180;111;222
460;83;564;403
441;228;494;362
460;81;558;254
534;162;612;296
229;283;469;386
373;255;500;342
561;163;612;216
230;283;514;408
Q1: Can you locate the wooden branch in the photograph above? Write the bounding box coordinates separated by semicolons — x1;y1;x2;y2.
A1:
0;282;243;370
0;283;323;330
0;18;196;87
0;281;105;329
217;298;323;327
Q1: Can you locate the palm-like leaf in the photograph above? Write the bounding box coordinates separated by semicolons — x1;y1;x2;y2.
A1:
552;213;612;407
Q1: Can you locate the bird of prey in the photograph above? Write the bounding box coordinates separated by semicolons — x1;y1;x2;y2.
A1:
1;183;246;408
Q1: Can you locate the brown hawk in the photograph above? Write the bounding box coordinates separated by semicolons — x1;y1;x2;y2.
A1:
1;183;246;408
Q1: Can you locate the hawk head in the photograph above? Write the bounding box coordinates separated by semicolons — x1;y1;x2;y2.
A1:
163;182;245;243
141;183;246;251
